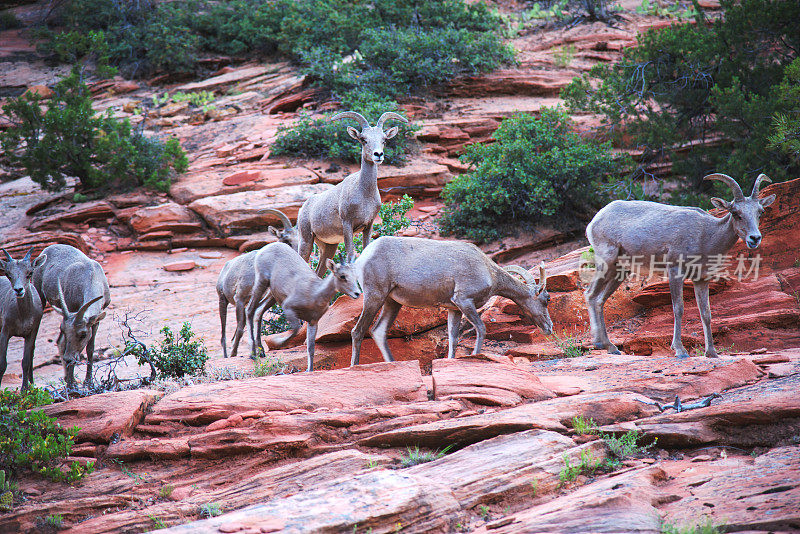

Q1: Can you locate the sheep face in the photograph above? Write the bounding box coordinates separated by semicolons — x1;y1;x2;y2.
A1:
326;259;361;299
347;125;399;165
0;249;45;300
519;287;554;335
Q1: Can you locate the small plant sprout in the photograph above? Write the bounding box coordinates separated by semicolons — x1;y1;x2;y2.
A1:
554;44;577;67
553;331;589;358
530;478;538;496
159;484;174;499
400;445;453;467
43;514;64;529
571;415;598;435
478;505;490;520
559;450;602;483
199;502;223;518
661;516;724;534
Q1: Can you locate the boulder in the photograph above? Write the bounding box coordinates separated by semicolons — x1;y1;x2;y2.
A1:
146;360;428;425
376;160;452;197
129;202;204;235
431;357;556;406
188;183;333;234
29;201;115;230
172;167;319;204
448;69;576;97
163;260;196;272
41;389;162;444
314;295;447;343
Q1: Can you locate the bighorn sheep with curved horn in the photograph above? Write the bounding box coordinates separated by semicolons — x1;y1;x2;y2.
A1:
33;244;110;387
216;208;300;358
351;236;553;365
585;173;776;358
0;247;47;390
296;110;408;275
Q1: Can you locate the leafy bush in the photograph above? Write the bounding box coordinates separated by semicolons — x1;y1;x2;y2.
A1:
439;108;625;242
271;95;417;166
768;57;800;163
0;388;93;483
0;68;188;193
563;0;800;202
131;323;209;379
39;0;512;98
198;502;223;518
261;304;292;337
0;10;22;30
400;445;452;467
559;450;602;483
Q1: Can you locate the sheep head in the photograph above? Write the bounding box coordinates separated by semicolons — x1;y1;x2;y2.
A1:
331;111;408;165
0;247;46;300
504;263;553;335
705;173;776;249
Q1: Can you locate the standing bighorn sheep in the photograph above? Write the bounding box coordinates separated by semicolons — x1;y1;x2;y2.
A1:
33;244;110;387
351;236;553;365
296;111;407;275
0;248;47;390
245;242;361;370
585;173;776;358
217;208;300;358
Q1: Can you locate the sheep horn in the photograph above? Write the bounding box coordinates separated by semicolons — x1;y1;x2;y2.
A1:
1;248;11;262
377;112;408;129
703;173;745;201
259;208;292;230
23;246;34;262
504;265;537;286
538;261;547;293
330;111;369;130
751;173;772;198
55;278;69;316
76;295;104;323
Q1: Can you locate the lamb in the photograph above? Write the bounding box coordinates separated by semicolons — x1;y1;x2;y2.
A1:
295;110;408;275
584;173;776;358
33;244;110;387
245;242;361;371
351;236;553;365
217;208;301;359
0;248;47;390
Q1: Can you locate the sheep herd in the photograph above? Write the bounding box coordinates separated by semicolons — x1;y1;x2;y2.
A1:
0;109;776;390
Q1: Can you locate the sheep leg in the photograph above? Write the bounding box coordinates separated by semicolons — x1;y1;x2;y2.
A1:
693;279;718;358
231;300;247;358
22;330;36;391
668;267;690;358
246;273;270;358
298;228;314;262
584;247;620;353
370;298;401;362
446;309;463;359
306;323;317;372
84;324;98;387
219;293;229;359
453;297;485;355
361;221;374;252
341;220;356;264
273;308;301;347
254;295;275;357
351;293;386;366
315;243;338;278
0;331;8;387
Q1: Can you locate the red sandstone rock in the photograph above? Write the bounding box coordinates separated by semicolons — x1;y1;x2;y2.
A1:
41;390;162;443
129;202;204;235
29;201;115;230
24;85;53;99
431;357;556;406
163;260;196;271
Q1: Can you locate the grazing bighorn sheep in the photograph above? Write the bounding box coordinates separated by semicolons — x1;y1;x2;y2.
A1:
0;248;47;390
245;242;361;370
217;208;300;359
296;110;408;275
585;173;776;358
33;244;110;387
351;236;553;365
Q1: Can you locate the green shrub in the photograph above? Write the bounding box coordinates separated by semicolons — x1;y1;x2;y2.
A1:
198;502;223;518
131;323;209;379
0;10;22;30
0;388;93;484
0;68;188;193
439;108;625;242
768;57;800;163
271;94;417;165
563;0;800;202
559;449;602;483
400;445;452;467
661;517;723;534
553;332;588;358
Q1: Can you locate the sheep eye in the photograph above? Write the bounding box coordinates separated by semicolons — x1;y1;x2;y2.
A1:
339;275;346;280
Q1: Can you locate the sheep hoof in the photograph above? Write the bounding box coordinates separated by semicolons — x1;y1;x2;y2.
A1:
705;351;719;359
675;352;690;359
608;346;621;355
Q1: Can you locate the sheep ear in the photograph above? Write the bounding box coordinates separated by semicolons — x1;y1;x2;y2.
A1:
88;311;106;326
33;253;47;269
759;194;776;208
710;197;731;211
347;127;362;142
326;258;336;272
383;126;399;139
267;226;280;238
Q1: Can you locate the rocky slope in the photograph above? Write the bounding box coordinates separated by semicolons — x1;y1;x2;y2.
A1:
1;0;799;532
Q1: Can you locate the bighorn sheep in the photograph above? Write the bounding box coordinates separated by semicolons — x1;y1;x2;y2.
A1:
217;208;299;359
33;244;111;387
245;242;361;371
296;111;408;275
351;236;553;365
0;248;47;390
585;173;775;358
